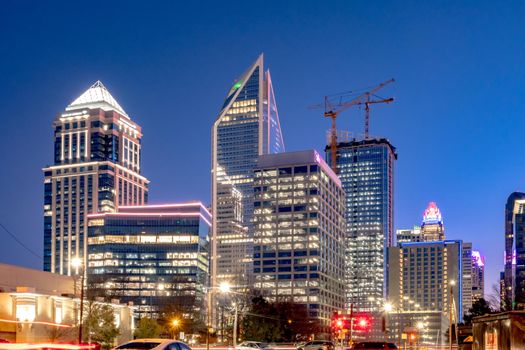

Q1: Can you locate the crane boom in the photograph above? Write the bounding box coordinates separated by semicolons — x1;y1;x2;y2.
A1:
313;79;395;172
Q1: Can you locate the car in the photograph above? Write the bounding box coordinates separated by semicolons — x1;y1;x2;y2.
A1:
297;340;334;350
351;342;398;349
236;341;271;350
113;339;193;350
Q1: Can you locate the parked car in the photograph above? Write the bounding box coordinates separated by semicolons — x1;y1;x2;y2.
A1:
236;341;271;350
351;342;397;349
297;340;334;350
113;339;193;350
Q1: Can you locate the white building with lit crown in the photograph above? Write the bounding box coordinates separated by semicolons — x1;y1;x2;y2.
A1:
43;81;149;275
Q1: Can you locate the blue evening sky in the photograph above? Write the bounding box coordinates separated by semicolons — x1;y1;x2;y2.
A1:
1;0;524;295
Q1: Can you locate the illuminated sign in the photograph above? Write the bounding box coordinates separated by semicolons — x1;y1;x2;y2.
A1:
472;250;485;267
422;202;443;225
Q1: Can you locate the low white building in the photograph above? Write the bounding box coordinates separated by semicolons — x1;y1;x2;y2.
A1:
0;263;133;344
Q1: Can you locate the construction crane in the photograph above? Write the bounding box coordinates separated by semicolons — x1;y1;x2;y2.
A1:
311;78;394;172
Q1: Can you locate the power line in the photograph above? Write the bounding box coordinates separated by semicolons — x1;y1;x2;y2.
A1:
0;222;42;260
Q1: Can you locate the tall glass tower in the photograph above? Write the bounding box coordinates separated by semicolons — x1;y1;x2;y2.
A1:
503;192;525;310
43;81;149;275
326;137;396;312
211;54;285;290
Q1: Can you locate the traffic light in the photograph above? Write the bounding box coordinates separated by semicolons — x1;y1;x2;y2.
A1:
353;314;372;331
331;313;350;332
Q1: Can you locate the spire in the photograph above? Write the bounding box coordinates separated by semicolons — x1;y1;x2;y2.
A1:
66;80;128;118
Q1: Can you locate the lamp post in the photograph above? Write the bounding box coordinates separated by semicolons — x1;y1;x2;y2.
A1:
71;257;85;345
449;280;456;350
172;318;180;339
383;302;393;342
416;321;424;350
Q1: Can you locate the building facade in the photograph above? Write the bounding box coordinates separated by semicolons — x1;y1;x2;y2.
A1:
86;202;210;320
503;192;525;310
326;137;396;313
0;263;133;345
43;81;149;275
252;150;345;327
396;226;423;244
211;54;285;290
388;240;465;345
471;250;485;303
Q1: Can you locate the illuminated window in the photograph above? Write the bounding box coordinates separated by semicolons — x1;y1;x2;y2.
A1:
55;306;63;324
16;303;36;322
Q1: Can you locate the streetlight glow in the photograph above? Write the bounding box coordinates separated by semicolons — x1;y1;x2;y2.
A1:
416;321;425;330
71;257;82;268
384;303;393;312
172;319;180;327
449;280;456;286
219;281;231;293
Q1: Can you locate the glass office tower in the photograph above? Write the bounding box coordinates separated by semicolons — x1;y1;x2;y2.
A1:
86;202;210;320
503;192;525;310
327;137;396;313
252;150;345;329
211;54;285;290
43;81;149;275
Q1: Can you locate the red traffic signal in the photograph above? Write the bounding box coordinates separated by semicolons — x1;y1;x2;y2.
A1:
354;314;372;331
331;313;349;331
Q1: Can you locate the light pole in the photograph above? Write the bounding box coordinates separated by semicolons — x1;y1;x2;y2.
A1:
416;321;424;350
383;302;393;342
172;318;180;339
449;280;456;350
71;257;85;345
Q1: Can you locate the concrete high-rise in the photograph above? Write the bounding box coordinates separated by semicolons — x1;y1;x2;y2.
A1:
43;81;149;274
388;240;465;345
252;150;345;328
326;137;396;312
503;192;525;310
388;203;473;345
211;54;285;290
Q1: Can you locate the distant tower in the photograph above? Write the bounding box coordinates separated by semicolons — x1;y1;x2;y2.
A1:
471;250;485;303
503;192;525;310
211;54;285;290
43;81;149;274
421;202;445;241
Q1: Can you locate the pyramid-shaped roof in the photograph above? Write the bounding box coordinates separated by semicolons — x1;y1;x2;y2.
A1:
66;80;128;118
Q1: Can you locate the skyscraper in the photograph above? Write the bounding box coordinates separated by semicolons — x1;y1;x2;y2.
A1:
503;192;525;310
471;250;485;303
388;240;465;345
43;81;149;275
252;150;346;327
326;137;396;312
421;202;445;241
211;54;285;289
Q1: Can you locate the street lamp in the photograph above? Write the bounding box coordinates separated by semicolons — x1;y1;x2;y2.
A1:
449;280;456;350
383;302;393;341
171;318;180;339
416;322;425;350
71;257;84;345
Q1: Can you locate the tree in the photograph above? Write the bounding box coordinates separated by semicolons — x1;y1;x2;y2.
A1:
240;296;321;342
463;298;493;325
134;318;162;339
83;301;121;349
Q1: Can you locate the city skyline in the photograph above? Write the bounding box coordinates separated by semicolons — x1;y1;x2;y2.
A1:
2;1;525;297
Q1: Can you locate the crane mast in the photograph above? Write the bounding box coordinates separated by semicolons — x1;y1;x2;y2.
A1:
313;79;394;172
